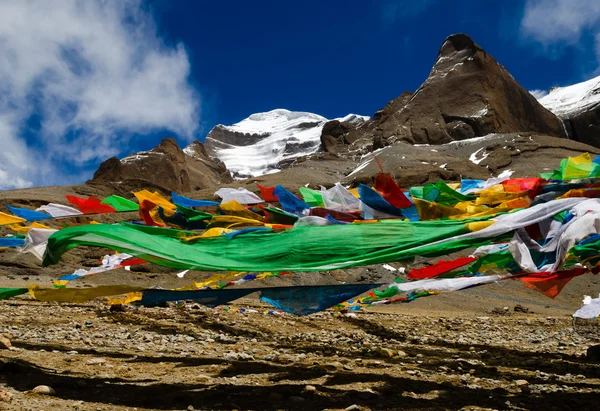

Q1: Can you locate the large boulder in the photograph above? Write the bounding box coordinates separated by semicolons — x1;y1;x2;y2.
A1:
322;34;566;153
88;138;232;194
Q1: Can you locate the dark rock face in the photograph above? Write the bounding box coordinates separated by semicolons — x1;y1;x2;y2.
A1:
538;77;600;148
205;125;268;147
562;109;600;148
322;34;566;154
88;138;232;194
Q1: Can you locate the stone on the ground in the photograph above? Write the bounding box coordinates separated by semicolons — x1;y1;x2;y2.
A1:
32;385;56;396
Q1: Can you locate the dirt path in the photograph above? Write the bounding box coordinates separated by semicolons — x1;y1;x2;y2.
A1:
1;298;600;411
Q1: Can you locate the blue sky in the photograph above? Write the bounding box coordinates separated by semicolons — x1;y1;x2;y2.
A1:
0;0;599;189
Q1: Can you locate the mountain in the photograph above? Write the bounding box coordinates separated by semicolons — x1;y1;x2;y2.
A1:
204;109;368;179
83;33;600;194
321;33;566;154
88;138;232;194
538;76;600;147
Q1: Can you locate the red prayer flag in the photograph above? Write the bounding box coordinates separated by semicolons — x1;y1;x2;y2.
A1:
139;200;162;227
121;258;146;267
309;207;362;222
65;195;117;214
256;184;278;202
374;174;412;208
408;257;477;279
518;268;587;298
501;178;543;198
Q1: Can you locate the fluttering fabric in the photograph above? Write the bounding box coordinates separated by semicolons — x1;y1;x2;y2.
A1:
220;200;264;222
19;228;58;260
259;283;383;315
573;294;600;319
101;195;139;212
133;190;176;212
171;192;219;208
358;184;404;217
29;284;145;303
0;237;26;247
273;185;310;215
309;207;361;222
6;152;600;312
215;188;263;204
373;173;413;208
0;288;28;300
256;184;279;202
57;253;144;282
0;211;26;225
8;222;51;233
519;268;587;298
36;203;83;218
6;206;50;221
42;218;478;272
42;198;590;273
386;274;510;294
137;288;258;307
407;257;477;279
260;206;299;225
321;183;362;213
66;195;117;214
299;187;324;207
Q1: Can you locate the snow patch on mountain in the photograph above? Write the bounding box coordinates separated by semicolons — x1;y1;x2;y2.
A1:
538;75;600;118
121;150;163;164
202;109;368;178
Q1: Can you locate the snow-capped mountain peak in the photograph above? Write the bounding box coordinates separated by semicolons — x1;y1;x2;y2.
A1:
202;109;368;179
538;75;600;118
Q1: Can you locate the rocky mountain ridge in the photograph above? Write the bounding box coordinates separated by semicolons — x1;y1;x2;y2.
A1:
84;33;600;194
320;34;566;155
88;138;232;194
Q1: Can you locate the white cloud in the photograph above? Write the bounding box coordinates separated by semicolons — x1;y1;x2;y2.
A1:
0;0;200;189
521;0;600;45
529;89;549;99
521;0;600;69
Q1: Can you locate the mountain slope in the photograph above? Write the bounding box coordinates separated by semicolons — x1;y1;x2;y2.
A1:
204;109;368;178
89;138;232;194
538;76;600;147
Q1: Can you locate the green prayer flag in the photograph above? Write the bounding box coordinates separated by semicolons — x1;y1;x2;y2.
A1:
299;187;324;207
101;195;139;212
0;288;28;300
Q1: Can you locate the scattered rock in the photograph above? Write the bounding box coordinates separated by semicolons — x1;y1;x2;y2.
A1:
31;385;56;396
0;335;11;349
586;345;600;363
376;348;395;358
490;307;511;316
345;405;360;411
304;385;317;393
515;379;529;386
322;361;343;372
0;390;12;403
514;304;532;314
109;304;126;312
86;358;107;365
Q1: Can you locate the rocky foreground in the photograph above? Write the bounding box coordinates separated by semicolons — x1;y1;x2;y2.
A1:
1;298;600;411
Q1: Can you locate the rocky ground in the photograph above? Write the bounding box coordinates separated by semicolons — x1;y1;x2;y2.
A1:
1;296;600;411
